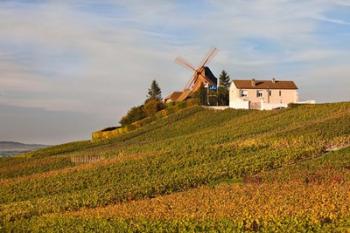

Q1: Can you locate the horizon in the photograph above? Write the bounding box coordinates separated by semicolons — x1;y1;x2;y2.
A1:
0;1;350;144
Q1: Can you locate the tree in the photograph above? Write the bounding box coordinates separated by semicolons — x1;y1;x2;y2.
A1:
219;70;230;88
118;80;163;126
218;70;230;106
147;80;162;100
119;105;145;126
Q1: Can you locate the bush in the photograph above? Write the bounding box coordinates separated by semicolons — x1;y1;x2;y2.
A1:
176;101;187;110
119;105;146;126
143;98;165;117
186;98;200;107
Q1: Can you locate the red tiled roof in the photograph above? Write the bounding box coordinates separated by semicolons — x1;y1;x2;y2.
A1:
233;79;298;90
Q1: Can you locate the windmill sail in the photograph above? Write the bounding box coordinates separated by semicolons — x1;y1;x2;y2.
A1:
166;48;218;103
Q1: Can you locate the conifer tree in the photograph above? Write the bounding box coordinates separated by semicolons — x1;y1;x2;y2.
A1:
218;70;230;106
147;80;162;100
219;70;230;88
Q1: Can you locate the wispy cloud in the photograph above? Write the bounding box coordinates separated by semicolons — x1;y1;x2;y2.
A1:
0;0;349;143
312;15;350;25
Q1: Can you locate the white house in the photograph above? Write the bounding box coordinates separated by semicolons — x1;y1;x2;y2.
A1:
229;78;298;110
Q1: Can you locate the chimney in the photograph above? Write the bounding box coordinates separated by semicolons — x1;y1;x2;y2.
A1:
251;79;256;87
272;77;276;83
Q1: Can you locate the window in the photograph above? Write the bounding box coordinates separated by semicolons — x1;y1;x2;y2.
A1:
268;90;272;96
257;90;263;97
240;90;248;97
279;90;282;96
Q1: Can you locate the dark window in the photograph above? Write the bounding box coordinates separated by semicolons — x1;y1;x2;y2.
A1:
279;90;282;96
257;90;263;97
240;90;248;97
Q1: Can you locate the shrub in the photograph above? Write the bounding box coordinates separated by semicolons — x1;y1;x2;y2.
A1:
119;105;146;126
143;98;165;117
176;101;187;110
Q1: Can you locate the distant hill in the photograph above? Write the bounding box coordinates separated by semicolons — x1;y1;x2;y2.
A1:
0;141;47;157
0;102;349;232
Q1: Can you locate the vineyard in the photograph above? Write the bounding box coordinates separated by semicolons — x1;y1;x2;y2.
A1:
0;102;350;232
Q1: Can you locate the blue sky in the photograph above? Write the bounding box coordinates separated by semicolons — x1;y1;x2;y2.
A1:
0;0;349;144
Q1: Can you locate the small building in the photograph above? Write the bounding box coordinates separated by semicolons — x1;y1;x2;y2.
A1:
164;91;183;103
229;78;298;110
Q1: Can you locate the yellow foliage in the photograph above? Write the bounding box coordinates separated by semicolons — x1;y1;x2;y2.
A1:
66;181;350;222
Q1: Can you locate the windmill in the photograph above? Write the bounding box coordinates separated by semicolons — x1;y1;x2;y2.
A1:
167;48;218;102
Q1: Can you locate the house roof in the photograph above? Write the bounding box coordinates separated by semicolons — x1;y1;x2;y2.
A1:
232;79;298;90
165;91;183;101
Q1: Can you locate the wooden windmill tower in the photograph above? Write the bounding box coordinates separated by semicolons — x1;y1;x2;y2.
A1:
165;48;218;102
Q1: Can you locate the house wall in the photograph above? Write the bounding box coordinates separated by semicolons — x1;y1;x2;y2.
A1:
229;83;298;109
229;99;250;109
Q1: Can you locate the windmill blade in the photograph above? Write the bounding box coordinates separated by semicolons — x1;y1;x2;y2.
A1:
199;48;218;68
196;72;206;86
184;72;197;90
192;75;206;92
192;68;212;91
192;68;205;86
175;57;196;71
177;89;192;102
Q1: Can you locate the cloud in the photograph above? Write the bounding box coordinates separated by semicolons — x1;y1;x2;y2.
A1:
334;0;350;7
0;0;349;143
312;15;350;25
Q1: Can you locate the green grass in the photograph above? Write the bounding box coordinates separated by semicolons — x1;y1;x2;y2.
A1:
253;146;350;184
0;102;349;232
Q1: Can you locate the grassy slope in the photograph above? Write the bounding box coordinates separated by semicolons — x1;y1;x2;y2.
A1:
0;102;350;232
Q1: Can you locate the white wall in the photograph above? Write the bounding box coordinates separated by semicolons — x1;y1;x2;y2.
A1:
229;100;250;109
229;81;298;110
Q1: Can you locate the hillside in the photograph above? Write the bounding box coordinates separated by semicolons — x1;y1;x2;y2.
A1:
0;102;349;232
0;141;47;157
